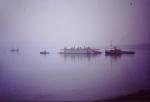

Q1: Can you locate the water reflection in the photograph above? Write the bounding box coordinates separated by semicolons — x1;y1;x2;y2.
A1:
0;50;149;101
10;51;20;57
105;53;135;68
105;53;135;61
105;54;122;61
59;53;101;61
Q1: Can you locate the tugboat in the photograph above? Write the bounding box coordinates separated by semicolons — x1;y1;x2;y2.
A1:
105;46;135;55
59;46;101;54
40;50;50;55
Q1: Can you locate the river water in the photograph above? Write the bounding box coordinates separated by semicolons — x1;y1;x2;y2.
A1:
0;49;149;101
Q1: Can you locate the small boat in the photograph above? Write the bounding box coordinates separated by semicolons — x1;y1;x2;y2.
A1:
11;48;19;52
105;46;135;55
40;50;50;55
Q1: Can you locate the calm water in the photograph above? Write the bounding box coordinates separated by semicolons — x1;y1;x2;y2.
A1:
0;49;150;101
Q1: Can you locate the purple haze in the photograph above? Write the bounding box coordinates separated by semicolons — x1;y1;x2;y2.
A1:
0;0;150;49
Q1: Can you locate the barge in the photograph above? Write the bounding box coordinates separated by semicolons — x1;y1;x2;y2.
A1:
59;46;101;54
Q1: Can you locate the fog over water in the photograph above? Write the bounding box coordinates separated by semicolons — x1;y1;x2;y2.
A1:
0;0;150;50
0;1;150;101
0;47;149;101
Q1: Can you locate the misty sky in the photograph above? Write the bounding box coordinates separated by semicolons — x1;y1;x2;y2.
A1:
0;0;150;48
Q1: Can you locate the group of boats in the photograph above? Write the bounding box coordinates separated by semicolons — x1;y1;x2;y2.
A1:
10;46;135;56
40;46;135;55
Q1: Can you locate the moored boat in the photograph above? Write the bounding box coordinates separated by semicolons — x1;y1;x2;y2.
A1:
40;50;50;54
105;46;135;55
59;46;101;54
10;48;19;52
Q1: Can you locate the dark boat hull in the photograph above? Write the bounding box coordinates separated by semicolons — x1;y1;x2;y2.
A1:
121;51;135;54
105;50;135;55
40;52;50;54
11;49;19;52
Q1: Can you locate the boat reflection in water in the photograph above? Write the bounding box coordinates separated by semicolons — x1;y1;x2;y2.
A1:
105;53;122;61
105;52;135;68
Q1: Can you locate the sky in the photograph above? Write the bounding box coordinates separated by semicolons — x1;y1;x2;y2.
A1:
0;0;150;49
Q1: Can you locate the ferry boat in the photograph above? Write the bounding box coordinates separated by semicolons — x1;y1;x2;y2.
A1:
59;46;101;54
